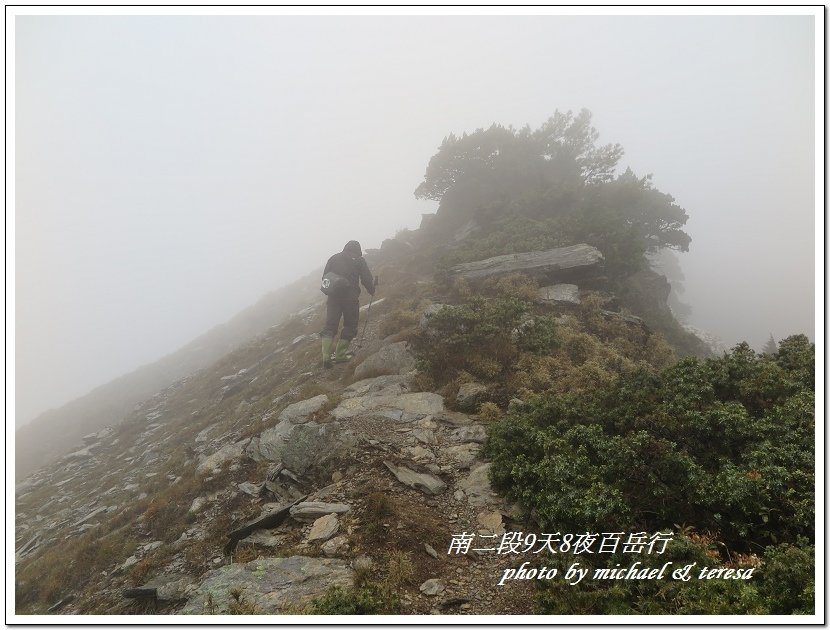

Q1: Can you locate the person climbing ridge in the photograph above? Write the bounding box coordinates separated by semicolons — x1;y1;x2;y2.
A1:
319;240;375;368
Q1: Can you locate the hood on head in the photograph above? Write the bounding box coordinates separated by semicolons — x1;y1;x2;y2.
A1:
343;240;362;257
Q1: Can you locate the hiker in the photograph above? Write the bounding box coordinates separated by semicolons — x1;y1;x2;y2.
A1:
320;240;375;367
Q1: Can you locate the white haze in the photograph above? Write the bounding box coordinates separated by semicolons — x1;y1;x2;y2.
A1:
12;11;819;427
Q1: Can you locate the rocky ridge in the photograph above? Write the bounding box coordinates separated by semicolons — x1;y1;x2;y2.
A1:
15;241;706;616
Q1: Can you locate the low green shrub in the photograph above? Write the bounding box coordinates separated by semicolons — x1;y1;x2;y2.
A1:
306;584;400;615
486;336;815;613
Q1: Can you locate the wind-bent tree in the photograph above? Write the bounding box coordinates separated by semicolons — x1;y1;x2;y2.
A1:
415;109;690;271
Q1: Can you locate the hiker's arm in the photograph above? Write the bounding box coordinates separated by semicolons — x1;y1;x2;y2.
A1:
360;260;374;295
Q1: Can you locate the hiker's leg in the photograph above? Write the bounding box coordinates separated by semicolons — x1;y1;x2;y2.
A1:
334;298;359;361
321;336;334;366
321;298;343;366
340;298;359;341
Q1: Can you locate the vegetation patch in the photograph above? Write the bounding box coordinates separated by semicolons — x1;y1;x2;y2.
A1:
486;335;815;614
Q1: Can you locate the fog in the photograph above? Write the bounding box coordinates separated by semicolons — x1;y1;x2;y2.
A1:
12;10;819;427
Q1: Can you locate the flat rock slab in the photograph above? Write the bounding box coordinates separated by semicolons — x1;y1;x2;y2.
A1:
290;501;351;522
331;393;444;423
177;556;353;614
307;513;340;542
341;374;413;400
278;394;329;424
456;463;498;507
384;461;447;496
451;243;603;283
538;283;581;304
353;341;417;380
225;497;306;553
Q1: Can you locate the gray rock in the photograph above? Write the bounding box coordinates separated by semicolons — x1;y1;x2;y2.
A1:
443;443;481;468
419;578;445;596
384;461;446;496
258;420;354;476
244;436;265;462
321;535;350;557
289;501;351;522
477;510;506;536
538;283;581;304
424;543;439;559
433;411;473;427
178;556;353;614
196;440;247;476
241;530;286;548
412;429;437;445
195;426;214;443
450;425;488;444
278;394;329;424
307;513;340;542
331;392;444;423
72;505;109;527
120;555;139;571
455;383;488;411
353;342;417;380
451;243;603;283
225;498;306;553
238;482;264;497
456;463;498;507
402;445;435;462
342;374;413;400
360;297;386;311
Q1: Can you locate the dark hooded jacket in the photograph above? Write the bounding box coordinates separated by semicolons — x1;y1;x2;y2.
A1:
323;240;374;299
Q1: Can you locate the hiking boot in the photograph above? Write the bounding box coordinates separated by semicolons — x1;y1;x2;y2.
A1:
333;339;352;363
321;336;334;368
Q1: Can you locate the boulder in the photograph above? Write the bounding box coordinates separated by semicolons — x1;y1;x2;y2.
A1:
451;243;603;284
419;578;445;596
258;421;355;476
321;535;350;557
443;443;481;468
384;461;446;496
278;394;329;424
177;556;353;614
455;383;488;411
331;393;444;423
307;513;340;542
196;440;247;476
538;283;581;304
353;342;416;380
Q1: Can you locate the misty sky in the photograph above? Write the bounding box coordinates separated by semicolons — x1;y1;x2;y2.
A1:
12;10;819;427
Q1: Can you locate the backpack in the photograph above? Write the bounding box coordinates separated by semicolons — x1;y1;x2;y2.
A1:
321;271;350;297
